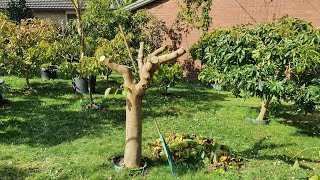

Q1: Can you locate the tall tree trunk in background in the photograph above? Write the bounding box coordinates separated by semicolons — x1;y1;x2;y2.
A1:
100;44;186;168
72;0;86;57
256;98;271;121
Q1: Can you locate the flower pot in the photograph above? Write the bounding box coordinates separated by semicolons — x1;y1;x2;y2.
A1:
112;156;147;173
246;117;270;125
0;79;4;102
41;66;57;80
72;76;96;94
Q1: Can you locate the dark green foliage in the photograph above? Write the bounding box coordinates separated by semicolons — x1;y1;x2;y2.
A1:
148;133;243;171
5;0;33;23
193;16;320;115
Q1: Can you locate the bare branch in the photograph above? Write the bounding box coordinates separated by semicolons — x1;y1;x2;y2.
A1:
100;56;134;89
137;42;144;72
159;48;186;64
151;46;166;56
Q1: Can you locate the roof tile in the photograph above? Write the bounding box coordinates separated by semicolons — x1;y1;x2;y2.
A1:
0;0;86;10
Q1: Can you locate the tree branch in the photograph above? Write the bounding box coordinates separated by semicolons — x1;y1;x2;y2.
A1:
137;42;144;72
100;56;134;89
136;47;186;95
158;48;186;64
151;46;166;56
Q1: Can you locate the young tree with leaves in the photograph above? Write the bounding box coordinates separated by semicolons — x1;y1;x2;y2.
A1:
194;16;320;123
4;19;58;89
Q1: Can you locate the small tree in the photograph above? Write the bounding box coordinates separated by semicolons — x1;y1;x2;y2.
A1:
193;16;320;122
5;0;33;24
100;44;185;168
153;63;183;95
4;19;58;89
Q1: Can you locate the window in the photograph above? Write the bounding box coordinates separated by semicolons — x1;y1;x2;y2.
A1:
67;14;77;21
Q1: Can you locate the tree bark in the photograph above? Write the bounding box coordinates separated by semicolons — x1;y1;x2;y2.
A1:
25;76;30;89
256;98;271;121
124;91;143;168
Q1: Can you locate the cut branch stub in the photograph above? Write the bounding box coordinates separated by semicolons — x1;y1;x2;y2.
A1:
150;57;159;64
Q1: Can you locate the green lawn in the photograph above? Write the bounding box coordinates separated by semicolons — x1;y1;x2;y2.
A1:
0;74;319;179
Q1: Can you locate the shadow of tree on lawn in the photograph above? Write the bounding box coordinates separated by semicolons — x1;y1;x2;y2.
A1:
240;138;320;170
0;78;127;147
0;165;27;180
276;109;320;137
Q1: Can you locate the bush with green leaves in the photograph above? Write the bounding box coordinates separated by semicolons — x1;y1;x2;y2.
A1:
148;133;243;171
3;18;59;89
153;63;183;95
192;16;320;122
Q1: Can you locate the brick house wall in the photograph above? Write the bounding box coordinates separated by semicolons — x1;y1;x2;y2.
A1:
141;0;320;78
144;0;320;50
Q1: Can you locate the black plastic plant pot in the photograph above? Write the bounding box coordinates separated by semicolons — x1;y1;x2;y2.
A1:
0;79;4;102
246;117;270;125
41;66;57;80
112;156;148;173
72;76;89;94
72;76;96;94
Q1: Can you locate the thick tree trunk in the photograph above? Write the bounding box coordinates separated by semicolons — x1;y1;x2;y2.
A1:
256;98;271;121
124;91;143;168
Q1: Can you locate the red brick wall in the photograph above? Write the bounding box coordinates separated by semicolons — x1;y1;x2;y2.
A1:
142;0;320;78
144;0;320;50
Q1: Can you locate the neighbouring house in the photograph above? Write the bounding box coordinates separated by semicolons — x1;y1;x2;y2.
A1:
125;0;320;78
0;0;86;24
126;0;320;51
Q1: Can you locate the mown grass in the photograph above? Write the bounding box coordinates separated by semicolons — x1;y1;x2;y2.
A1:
0;74;319;179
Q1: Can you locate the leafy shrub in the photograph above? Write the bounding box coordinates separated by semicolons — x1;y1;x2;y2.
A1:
2;18;59;88
192;16;320;119
148;133;243;171
153;63;183;95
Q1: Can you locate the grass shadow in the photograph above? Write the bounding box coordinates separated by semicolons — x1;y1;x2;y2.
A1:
276;109;320;137
0;96;125;147
0;165;27;180
241;138;320;170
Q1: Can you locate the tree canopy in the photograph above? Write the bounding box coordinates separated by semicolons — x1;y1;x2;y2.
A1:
192;16;320;120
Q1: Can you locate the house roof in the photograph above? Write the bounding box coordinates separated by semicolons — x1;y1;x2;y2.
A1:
124;0;156;11
0;0;86;10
